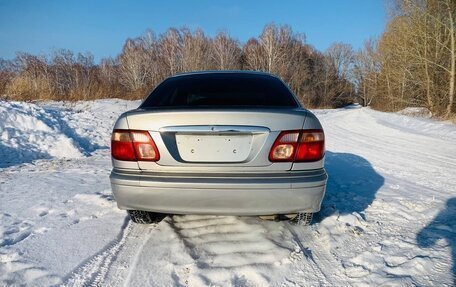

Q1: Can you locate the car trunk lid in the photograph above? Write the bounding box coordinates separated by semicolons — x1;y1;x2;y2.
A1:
125;109;307;172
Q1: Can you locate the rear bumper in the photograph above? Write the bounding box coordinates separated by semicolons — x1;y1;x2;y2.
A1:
110;168;327;215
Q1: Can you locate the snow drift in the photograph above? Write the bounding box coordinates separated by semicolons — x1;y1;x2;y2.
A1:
0;99;140;168
0;101;82;167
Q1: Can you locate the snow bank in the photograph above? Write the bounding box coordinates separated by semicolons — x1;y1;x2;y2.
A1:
0;99;140;168
376;108;456;141
0;101;83;167
43;99;141;149
397;107;432;118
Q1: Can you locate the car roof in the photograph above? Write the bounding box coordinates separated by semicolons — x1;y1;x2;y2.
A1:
170;70;280;79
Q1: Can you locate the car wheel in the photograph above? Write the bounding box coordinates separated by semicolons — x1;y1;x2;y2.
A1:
128;210;166;224
291;212;313;226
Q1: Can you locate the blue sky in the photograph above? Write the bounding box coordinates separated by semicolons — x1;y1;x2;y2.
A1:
0;0;386;62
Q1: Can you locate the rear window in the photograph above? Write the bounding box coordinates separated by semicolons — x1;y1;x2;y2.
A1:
140;73;299;109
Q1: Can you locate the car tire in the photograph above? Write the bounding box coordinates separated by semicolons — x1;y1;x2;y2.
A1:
291;212;313;226
128;210;166;224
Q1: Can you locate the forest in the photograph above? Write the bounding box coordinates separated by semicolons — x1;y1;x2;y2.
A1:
0;0;454;118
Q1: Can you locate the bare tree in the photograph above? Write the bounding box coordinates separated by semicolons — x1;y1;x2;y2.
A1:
0;58;16;98
259;24;283;73
159;28;183;75
212;31;241;70
326;43;355;79
181;28;213;71
243;38;264;70
353;40;380;106
118;37;152;91
366;0;456;117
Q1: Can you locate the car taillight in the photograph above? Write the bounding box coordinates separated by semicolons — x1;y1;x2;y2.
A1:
269;129;324;162
111;130;160;161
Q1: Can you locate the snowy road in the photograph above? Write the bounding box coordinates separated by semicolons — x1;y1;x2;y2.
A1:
0;100;455;286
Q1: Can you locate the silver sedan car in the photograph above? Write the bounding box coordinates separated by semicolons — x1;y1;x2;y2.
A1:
110;71;327;225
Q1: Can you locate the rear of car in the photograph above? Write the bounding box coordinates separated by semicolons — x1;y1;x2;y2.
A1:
110;71;327;223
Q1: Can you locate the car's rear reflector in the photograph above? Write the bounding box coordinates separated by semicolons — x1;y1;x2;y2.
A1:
111;130;160;161
269;129;324;162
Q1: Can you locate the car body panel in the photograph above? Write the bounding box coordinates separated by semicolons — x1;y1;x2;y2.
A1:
110;168;327;215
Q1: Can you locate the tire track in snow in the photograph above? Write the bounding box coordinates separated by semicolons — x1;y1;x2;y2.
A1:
168;215;294;286
121;225;155;287
283;223;350;286
320;108;456;198
285;224;328;284
61;216;131;287
322;108;456;170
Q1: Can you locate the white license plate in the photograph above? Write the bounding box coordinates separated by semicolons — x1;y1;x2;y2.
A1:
175;134;252;162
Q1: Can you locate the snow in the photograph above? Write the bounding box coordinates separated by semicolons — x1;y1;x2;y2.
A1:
0;99;140;168
397;107;432;118
0;100;455;286
0;101;82;167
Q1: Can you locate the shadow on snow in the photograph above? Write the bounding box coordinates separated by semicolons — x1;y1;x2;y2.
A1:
417;197;456;283
318;151;385;221
41;107;106;153
320;152;454;283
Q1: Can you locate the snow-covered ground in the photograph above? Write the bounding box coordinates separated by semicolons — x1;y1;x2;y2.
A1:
0;99;455;286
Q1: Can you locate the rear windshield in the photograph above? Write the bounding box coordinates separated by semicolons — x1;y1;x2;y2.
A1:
140;73;299;109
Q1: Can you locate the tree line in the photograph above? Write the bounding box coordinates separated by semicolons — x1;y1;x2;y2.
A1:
357;0;455;118
0;24;354;108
